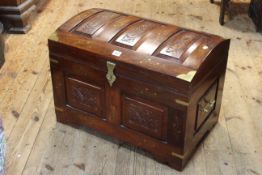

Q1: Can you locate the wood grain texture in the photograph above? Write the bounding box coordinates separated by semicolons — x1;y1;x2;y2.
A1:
0;0;261;174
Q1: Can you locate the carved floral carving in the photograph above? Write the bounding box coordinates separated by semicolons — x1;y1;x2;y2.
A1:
122;96;168;140
72;86;98;111
127;103;161;133
160;32;199;58
76;11;119;36
116;21;158;46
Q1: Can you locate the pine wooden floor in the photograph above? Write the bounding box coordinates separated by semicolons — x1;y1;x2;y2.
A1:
1;0;262;174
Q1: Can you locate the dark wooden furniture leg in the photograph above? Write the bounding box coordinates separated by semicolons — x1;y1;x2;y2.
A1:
220;0;226;25
249;0;262;32
219;0;225;25
210;0;230;25
0;22;4;68
0;0;36;34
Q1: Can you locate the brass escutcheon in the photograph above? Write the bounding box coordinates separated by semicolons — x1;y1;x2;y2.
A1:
106;61;116;87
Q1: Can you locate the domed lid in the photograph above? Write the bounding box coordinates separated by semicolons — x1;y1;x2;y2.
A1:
51;8;230;83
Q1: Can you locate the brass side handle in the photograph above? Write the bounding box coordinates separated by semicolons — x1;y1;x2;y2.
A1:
106;61;116;87
200;100;215;113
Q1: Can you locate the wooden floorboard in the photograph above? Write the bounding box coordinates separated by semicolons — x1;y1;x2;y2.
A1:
0;0;261;174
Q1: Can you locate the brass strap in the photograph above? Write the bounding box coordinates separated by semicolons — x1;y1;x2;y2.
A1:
50;58;59;64
55;107;64;112
175;99;189;106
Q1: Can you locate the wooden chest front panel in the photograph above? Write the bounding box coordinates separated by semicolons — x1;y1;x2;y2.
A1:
49;40;228;172
50;56;187;151
50;56;225;171
51;54;226;170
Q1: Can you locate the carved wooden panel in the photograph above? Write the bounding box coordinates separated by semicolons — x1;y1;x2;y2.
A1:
93;16;141;42
113;21;160;47
65;77;105;118
74;11;121;37
122;95;168;140
196;81;218;130
154;31;200;61
135;25;180;55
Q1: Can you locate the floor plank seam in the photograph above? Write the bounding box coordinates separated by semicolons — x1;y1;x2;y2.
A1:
20;99;52;175
222;106;241;175
6;59;49;139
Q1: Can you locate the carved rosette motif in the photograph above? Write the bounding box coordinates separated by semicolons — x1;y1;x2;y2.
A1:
75;11;120;36
116;21;159;46
122;96;167;140
72;86;98;110
160;32;199;59
65;77;104;117
127;103;161;133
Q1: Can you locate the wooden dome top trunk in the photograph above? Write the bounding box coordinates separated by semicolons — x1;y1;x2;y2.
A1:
48;8;230;171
